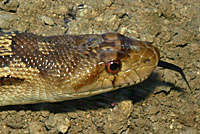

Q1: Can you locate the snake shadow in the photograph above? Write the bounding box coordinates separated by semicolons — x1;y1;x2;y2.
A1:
0;72;185;113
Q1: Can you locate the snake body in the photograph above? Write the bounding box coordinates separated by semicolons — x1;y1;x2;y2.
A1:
0;32;160;106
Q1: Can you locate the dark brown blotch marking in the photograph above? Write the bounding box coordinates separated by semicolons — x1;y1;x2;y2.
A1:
0;76;24;86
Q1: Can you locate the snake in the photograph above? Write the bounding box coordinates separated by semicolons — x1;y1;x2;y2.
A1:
0;32;190;106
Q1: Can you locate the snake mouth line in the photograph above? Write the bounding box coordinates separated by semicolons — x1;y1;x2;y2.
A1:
68;76;149;100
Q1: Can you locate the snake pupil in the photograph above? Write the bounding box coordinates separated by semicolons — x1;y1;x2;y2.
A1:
110;63;119;71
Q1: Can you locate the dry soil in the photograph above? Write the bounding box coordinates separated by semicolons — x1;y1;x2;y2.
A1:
0;0;199;134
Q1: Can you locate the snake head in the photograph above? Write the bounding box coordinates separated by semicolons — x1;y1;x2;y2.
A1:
96;33;160;89
69;33;160;96
93;33;190;91
65;33;190;98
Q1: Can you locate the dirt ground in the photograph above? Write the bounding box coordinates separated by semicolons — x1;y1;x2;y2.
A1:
0;0;199;134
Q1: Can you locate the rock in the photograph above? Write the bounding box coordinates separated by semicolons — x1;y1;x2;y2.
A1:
0;0;20;12
40;16;54;26
45;114;71;134
6;114;25;129
104;100;133;133
29;121;45;134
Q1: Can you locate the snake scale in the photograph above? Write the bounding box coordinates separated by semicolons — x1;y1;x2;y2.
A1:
0;32;190;106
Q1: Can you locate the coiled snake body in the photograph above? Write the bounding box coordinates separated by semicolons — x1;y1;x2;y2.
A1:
0;32;190;106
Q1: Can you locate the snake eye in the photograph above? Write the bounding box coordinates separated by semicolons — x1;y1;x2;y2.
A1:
106;61;121;74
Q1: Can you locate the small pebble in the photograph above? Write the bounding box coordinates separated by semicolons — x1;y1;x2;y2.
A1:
41;16;54;26
29;121;45;134
45;114;71;134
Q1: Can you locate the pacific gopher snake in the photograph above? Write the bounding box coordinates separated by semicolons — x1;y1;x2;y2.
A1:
0;32;190;106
